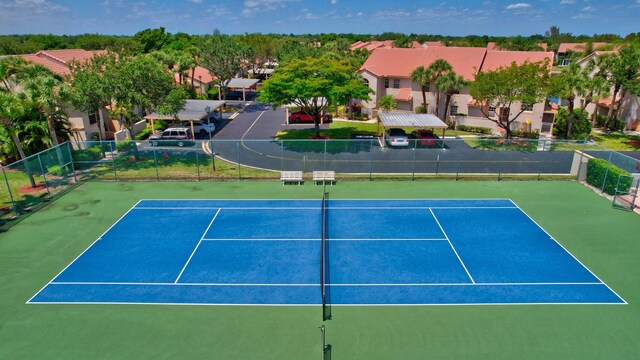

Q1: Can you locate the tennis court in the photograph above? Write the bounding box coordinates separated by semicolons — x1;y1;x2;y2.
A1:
29;198;623;306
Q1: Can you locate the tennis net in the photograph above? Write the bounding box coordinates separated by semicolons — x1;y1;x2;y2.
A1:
321;190;331;320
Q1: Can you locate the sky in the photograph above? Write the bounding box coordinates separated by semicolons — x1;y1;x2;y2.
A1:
0;0;639;37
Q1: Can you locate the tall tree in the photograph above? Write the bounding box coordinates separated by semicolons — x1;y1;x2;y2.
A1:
109;55;187;158
601;45;640;129
0;56;25;92
428;59;453;118
69;53;117;142
579;57;611;119
21;65;70;147
199;34;250;101
468;61;550;139
0;92;37;187
410;66;433;114
258;58;371;138
378;95;397;111
549;63;585;139
436;72;467;121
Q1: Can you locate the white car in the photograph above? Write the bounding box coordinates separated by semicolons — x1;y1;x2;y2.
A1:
385;128;410;147
180;120;216;135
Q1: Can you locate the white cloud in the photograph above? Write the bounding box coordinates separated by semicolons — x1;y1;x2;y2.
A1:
330;0;337;4
560;0;577;4
186;0;204;3
582;5;594;11
0;0;68;13
505;3;532;10
241;0;299;17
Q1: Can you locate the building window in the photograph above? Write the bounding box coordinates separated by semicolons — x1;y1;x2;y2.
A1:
393;79;400;89
488;107;496;117
384;78;389;88
450;105;458;116
88;111;97;125
521;103;534;112
425;82;430;92
363;78;369;87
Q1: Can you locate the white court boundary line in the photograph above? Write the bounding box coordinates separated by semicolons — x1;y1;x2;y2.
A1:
26;199;143;304
507;199;627;305
174;208;221;284
47;281;604;287
429;208;476;284
200;238;448;241
27;301;626;307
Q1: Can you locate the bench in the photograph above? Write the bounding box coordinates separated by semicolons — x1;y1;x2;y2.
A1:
281;171;303;185
313;171;335;185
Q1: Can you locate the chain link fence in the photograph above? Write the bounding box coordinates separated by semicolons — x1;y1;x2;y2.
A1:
1;138;638;221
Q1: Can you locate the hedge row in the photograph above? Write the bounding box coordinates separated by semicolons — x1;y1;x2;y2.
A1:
586;158;632;195
456;125;493;134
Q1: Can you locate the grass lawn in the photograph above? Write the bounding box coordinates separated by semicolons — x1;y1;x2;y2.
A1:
1;181;639;359
591;131;640;151
276;120;476;140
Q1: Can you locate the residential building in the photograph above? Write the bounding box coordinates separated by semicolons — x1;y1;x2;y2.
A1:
574;51;640;131
18;49;116;142
358;47;555;133
556;42;609;66
349;40;424;52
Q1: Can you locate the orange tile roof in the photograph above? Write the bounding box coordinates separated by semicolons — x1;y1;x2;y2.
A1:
350;40;424;52
20;49;103;75
481;50;554;72
558;42;608;53
424;41;444;47
360;47;487;81
395;88;413;101
184;66;216;84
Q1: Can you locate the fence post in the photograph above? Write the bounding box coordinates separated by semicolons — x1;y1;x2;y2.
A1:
1;166;17;216
601;150;614;193
323;140;327;172
575;139;587;181
369;139;373;181
436;153;440;176
237;141;241;180
281;141;285;171
36;153;51;198
66;142;78;183
412;142;416;181
153;146;159;182
112;142;118;181
498;140;504;181
210;139;216;172
196;149;201;181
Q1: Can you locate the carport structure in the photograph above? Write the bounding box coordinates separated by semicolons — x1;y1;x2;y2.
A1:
378;111;448;148
217;78;260;101
144;99;226;139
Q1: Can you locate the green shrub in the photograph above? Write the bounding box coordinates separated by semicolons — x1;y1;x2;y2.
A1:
511;129;540;139
553;107;592;139
414;105;426;114
116;140;135;153
72;146;102;162
337;105;347;118
457;125;493;134
135;126;154;140
586;158;632;195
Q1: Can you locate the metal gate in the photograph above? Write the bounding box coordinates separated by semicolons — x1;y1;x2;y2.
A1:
612;174;639;212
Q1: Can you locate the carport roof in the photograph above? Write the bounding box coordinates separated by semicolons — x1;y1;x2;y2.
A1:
223;78;260;89
144;100;226;121
379;111;448;128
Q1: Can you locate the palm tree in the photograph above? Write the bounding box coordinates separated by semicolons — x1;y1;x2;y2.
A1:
22;65;70;148
0;56;26;92
601;46;640;130
0;92;37;187
410;66;433;113
579;57;611;120
436;72;467;122
378;95;397;111
556;63;586;139
428;59;453;119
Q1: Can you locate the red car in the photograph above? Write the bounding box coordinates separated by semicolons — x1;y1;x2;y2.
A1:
289;111;332;124
411;129;440;147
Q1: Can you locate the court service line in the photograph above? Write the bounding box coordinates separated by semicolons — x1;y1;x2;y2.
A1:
174;208;221;284
507;199;628;305
133;206;518;211
429;208;476;284
200;238;448;241
26;199;144;304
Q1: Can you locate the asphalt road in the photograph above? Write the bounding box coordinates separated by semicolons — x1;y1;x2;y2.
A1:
135;102;579;175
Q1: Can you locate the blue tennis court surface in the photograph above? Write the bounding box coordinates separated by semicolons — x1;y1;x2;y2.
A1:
29;199;625;305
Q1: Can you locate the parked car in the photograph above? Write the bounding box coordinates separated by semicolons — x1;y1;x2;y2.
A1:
385;128;410;147
224;91;246;100
289;111;333;124
411;129;440;147
149;127;195;147
180;120;215;135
